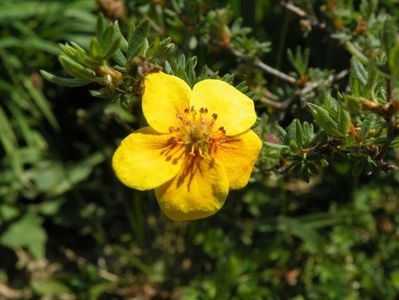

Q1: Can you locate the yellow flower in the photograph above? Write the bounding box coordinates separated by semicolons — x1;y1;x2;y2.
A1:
112;71;262;221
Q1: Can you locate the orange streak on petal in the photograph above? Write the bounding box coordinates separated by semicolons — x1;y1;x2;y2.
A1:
214;130;262;190
155;154;229;221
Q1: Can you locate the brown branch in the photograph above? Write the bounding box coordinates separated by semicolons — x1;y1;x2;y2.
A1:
230;48;297;85
253;59;297;85
281;1;327;30
283;2;307;18
300;70;348;98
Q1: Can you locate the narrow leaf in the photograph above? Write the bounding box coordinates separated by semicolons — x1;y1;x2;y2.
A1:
24;79;60;130
59;55;96;81
127;19;149;61
351;58;368;86
40;70;91;87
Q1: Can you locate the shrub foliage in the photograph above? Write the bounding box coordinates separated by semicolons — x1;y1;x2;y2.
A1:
1;0;399;299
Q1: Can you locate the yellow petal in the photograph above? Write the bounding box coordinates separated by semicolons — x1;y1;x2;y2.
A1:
191;79;257;136
112;127;184;190
214;130;262;189
142;72;191;133
155;155;229;221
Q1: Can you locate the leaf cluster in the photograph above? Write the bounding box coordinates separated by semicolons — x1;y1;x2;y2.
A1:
2;1;399;299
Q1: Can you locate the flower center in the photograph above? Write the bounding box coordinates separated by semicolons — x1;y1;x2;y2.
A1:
170;106;226;157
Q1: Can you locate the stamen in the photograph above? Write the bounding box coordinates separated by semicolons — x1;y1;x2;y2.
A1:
199;107;208;114
198;148;205;157
176;111;190;125
173;137;185;144
171;106;226;158
218;126;226;134
190;145;196;156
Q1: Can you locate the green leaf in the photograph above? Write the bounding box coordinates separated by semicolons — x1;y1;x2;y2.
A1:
287;46;309;76
147;37;174;59
392;136;399;148
295;119;304;149
59;55;96;81
276;125;288;144
127;19;149;62
40;70;91;87
0;210;47;258
0;205;18;221
259;216;322;253
32;278;72;296
24;78;60;130
99;24;120;59
337;105;351;135
287;120;298;150
302;121;315;144
88;281;115;300
112;48;127;66
45;152;105;197
351;58;368;86
113;21;128;51
164;60;173;74
0;106;17;147
0;36;60;55
103;36;121;60
90;37;101;58
185;56;197;87
7;101;37;147
0;106;22;174
264;141;289;150
360;0;377;19
96;13;107;40
39;198;66;216
308;103;342;137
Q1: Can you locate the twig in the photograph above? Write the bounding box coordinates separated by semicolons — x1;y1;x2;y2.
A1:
254;59;297;85
282;2;307;18
261;69;348;113
259;96;286;109
62;247;119;282
300;69;348;98
281;1;327;30
230;48;297;85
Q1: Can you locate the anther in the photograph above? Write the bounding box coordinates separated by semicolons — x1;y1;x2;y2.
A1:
169;126;181;133
212;113;218;120
218;126;226;134
199;107;208;114
173;137;184;144
184;108;189;113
